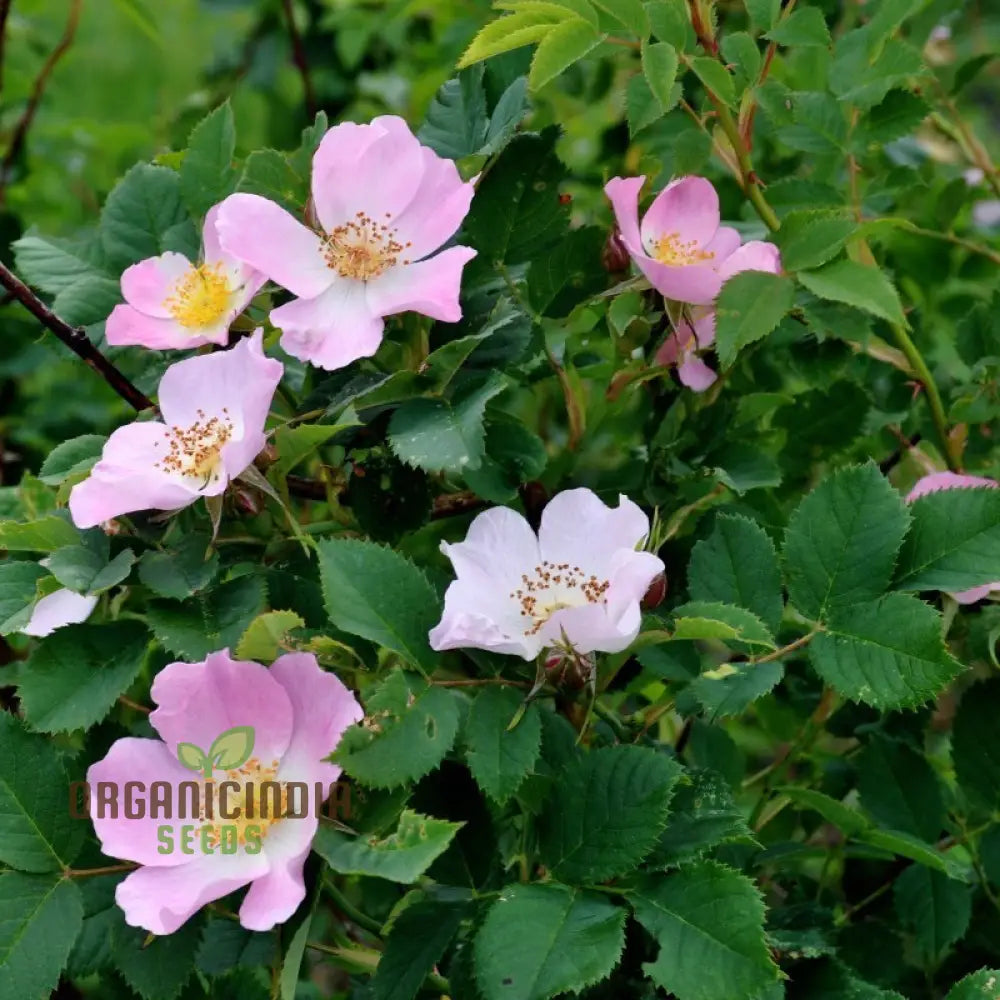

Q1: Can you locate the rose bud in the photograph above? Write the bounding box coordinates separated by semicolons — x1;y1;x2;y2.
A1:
642;571;667;610
602;225;631;274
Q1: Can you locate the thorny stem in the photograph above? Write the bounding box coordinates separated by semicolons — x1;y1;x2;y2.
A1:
281;0;317;118
0;260;154;412
0;0;83;200
752;627;822;665
433;677;530;688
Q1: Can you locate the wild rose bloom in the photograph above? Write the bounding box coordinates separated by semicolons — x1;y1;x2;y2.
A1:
216;116;477;371
87;649;363;934
654;240;783;391
429;488;664;660
21;587;97;636
106;206;265;350
68;331;281;528
907;472;1000;603
604;175;743;306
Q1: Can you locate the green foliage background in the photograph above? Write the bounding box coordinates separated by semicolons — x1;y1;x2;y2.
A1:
2;1;1000;999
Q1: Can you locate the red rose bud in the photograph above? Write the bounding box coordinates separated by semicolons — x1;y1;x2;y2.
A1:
233;485;263;516
544;647;596;691
642;572;667;610
602;226;631;274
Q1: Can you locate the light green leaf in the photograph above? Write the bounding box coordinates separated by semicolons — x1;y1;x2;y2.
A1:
690;57;737;106
715;271;795;368
672;601;776;650
209;725;256;770
632;861;779;1000
528;17;602;91
38;435;107;486
273;421;358;478
317;538;440;673
0;516;79;552
945;970;1000;999
334;669;460;788
777;211;856;272
176;743;208;773
798;259;906;326
458;10;568;68
642;41;680;108
180;101;237;217
783;463;910;621
235;610;305;662
808;594;962;709
465;686;542;804
593;0;648;34
313;809;463;882
765;7;831;46
18;621;150;734
474;884;626;1000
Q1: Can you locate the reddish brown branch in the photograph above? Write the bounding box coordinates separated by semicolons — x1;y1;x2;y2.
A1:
281;0;317;118
0;260;154;412
1;0;83;198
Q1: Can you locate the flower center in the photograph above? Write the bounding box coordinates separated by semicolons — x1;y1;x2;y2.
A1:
322;211;411;280
164;263;233;329
154;408;234;487
509;560;611;636
652;232;715;266
199;757;289;850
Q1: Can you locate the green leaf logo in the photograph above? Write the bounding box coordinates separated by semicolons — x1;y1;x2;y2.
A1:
174;726;255;779
176;742;209;774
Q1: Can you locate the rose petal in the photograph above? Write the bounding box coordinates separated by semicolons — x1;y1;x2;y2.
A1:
21;588;97;636
639;176;721;252
120;253;192;318
365;246;476;323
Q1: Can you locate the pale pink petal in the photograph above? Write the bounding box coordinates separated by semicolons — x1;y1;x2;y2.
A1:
718;239;782;281
365;247;476;323
429;609;539;660
639;176;721;252
906;472;998;501
953;583;1000;604
149;649;294;764
604;176;645;249
604;549;666;619
311;116;427;234
86;737;202;868
105;303;229;350
271;282;385;371
539;489;651;569
388;148;476;259
689;306;716;348
654;327;689;367
239;819;314;931
537;599;639;655
116;851;267;935
21;588;97;636
120;253;192;318
215;193;333;299
202;204;262;292
632;256;723;306
68;422;198;529
678;355;718;391
269;652;363;786
704;226;741;263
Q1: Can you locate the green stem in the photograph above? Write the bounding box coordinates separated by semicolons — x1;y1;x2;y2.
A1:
323;879;384;936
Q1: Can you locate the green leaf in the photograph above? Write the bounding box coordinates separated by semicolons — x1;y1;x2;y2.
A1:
100;164;189;271
593;0;648;34
627;73;668;135
235;610;305;662
946;970;1000;999
272;421;357;478
714;271;795;368
113;915;203;1000
388;373;507;475
783;463;910;621
632;861;779;1000
831;31;925;108
208;725;256;770
458;10;568;68
463;412;549;503
334;669;461;788
777;212;856;272
0;561;48;634
808;593;962;709
0;873;83;1000
48;543;134;595
648;769;756;867
952;679;1000;810
529;17;601;91
765;7;831;46
313;809;463;882
146;575;266;660
895;486;1000;593
180;101;237;217
38;435;106;486
12;233;109;295
779;786;870;837
862;828;966;878
418;68;489;159
176;743;207;772
465;686;542;803
137;534;218;599
689;660;784;718
857;736;945;842
538;745;681;882
317;538;440;673
0;516;79;552
721;32;761;91
0;713;85;871
642;40;680;108
893;865;971;958
526;224;607;317
745;0;781;31
671;601;776;650
798;259;906;326
690;57;736;106
688;514;784;633
237;148;304;213
18;621;150;733
474;884;626;1000
647;0;691;46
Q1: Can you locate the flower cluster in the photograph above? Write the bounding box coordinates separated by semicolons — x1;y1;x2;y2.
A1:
606;175;782;391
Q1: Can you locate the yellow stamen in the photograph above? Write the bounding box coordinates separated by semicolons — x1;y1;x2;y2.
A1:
154;407;233;487
164;263;232;329
199;757;289;849
508;560;611;636
322;210;411;280
652;232;714;266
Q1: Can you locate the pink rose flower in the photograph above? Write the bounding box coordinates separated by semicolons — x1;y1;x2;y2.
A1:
906;472;1000;603
654;240;783;391
21;586;97;636
106;206;266;350
68;330;282;528
87;649;363;934
604;175;743;305
429;488;664;660
215;116;477;371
